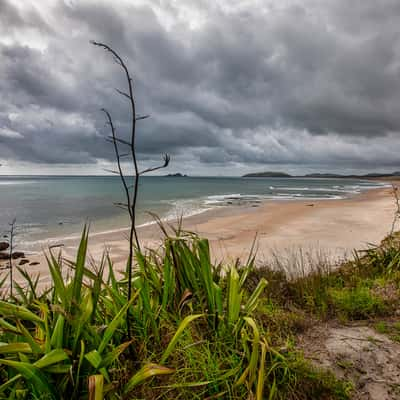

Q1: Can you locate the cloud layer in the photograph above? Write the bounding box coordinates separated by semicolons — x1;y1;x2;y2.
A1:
1;0;400;174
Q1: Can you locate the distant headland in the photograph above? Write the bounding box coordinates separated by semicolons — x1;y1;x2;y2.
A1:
242;171;400;179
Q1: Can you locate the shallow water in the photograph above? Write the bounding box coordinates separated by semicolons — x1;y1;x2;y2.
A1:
0;175;386;247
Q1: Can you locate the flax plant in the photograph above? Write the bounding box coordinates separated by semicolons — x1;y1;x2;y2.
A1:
0;224;285;399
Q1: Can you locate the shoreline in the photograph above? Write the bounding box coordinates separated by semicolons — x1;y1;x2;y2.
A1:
21;178;390;248
10;177;388;249
4;181;397;287
7;182;395;271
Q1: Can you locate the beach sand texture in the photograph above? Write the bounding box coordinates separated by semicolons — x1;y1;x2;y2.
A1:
8;184;397;289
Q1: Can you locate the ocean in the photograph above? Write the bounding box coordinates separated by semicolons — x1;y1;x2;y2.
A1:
0;175;387;249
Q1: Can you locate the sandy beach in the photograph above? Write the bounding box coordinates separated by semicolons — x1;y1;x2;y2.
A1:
10;182;396;287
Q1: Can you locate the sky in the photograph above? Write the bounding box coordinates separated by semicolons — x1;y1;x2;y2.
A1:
1;0;400;176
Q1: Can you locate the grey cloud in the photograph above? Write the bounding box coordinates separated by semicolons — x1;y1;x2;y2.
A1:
0;0;51;36
1;0;400;172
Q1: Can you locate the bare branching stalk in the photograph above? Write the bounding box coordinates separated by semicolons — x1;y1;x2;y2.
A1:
8;219;16;298
92;41;170;335
390;184;400;236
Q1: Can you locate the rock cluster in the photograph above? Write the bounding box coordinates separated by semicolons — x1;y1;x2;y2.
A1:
0;241;28;266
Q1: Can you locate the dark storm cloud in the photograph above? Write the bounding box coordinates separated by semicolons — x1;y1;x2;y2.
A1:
1;0;400;172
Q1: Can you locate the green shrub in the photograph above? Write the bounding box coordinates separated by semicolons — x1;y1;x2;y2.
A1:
3;224;385;398
329;286;387;320
0;227;290;399
374;321;389;334
257;300;308;343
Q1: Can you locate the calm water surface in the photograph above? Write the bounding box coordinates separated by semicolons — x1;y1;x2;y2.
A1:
0;175;386;248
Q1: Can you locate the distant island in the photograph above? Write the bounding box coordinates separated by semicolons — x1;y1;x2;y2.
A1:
243;171;292;178
165;173;188;177
242;171;400;179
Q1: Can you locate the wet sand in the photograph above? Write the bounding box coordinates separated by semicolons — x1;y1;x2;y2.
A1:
8;184;397;287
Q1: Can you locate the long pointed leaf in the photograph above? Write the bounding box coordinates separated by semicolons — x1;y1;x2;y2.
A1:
34;349;69;369
50;314;65;349
257;341;267;400
0;301;43;325
98;292;138;354
16;320;42;354
161;314;203;364
0;342;32;354
245;278;267;314
0;359;57;399
124;363;174;394
88;374;104;400
72;225;89;305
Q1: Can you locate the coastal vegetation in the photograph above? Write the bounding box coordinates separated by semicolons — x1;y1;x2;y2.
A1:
0;224;399;398
242;171;400;179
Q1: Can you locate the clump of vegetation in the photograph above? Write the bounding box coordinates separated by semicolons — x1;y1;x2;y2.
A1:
328;286;386;320
374;320;400;342
246;236;400;322
6;228;400;399
0;226;352;399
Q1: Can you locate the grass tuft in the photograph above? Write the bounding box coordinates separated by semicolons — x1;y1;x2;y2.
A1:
2;226;400;398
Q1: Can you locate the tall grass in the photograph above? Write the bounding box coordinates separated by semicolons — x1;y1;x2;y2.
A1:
246;235;400;321
0;226;338;399
2;228;397;398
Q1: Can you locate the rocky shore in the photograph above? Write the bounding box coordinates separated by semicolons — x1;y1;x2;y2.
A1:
0;240;39;271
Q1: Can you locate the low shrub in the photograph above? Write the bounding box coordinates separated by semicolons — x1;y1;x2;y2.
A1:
0;227;350;399
329;286;387;320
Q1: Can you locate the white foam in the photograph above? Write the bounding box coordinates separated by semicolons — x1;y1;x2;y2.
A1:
0;180;39;185
15;179;388;249
204;193;264;205
22;201;212;247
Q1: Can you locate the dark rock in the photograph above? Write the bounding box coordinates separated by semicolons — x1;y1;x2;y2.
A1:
11;251;25;259
0;242;9;251
29;261;40;266
19;259;29;265
0;252;10;260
